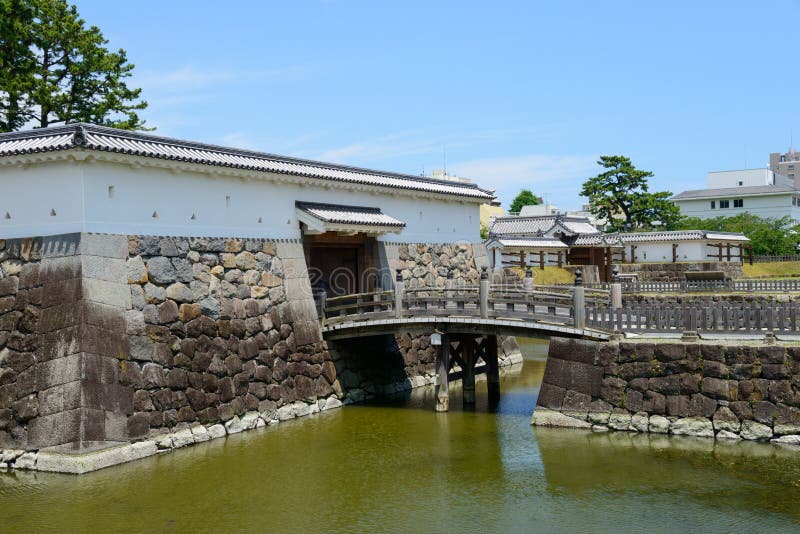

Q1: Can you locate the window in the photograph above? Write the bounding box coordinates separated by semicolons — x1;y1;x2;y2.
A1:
790;173;796;178
738;181;743;186
710;200;715;209
734;199;743;208
789;164;795;170
794;197;798;206
719;200;730;208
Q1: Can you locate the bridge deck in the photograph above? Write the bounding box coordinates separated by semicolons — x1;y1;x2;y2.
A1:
322;315;610;341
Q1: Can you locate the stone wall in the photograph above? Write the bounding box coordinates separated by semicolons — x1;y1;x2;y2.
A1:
0;238;43;450
616;261;743;282
0;233;342;459
533;337;800;445
384;242;489;288
1;235;519;472
124;236;340;437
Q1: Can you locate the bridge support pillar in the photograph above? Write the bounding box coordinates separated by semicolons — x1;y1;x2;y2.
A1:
462;338;478;405
485;335;500;404
435;334;450;412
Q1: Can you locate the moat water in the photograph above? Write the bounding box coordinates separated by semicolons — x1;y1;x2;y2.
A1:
2;339;800;532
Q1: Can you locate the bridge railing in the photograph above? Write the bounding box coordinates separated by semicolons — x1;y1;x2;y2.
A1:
322;267;607;330
570;279;800;293
585;300;800;334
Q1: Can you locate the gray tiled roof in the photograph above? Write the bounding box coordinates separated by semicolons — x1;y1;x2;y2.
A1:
671;184;796;200
569;234;622;247
488;214;600;236
487;236;568;249
295;201;405;228
617;230;749;243
0;124;493;201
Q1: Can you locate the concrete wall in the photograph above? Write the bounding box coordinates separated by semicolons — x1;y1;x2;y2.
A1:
533;338;800;445
0;160;481;242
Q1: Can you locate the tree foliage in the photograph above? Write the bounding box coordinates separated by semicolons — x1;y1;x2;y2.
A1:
509;189;541;213
675;213;800;255
581;155;682;232
0;0;148;131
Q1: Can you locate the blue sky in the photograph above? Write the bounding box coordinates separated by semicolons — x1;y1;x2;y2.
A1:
74;0;800;210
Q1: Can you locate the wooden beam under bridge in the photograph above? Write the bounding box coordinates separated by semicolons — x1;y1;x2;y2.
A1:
434;332;500;412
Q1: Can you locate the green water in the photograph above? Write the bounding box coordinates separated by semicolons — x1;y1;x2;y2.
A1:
3;338;800;533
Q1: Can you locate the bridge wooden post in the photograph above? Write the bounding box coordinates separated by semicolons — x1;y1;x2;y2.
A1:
462;337;478;405
435;333;450;412
610;267;622;310
573;268;585;329
485;335;500;402
394;269;404;319
480;267;489;319
524;266;534;292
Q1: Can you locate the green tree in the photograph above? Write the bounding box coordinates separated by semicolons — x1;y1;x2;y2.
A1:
509;189;541;213
675;213;800;255
581;155;682;232
0;0;35;131
0;0;148;131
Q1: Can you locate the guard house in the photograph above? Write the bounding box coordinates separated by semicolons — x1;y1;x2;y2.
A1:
487;214;621;281
487;214;751;282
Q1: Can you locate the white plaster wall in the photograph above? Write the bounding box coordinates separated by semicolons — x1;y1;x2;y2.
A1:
499;249;563;267
632;241;742;263
0;159;482;242
0;162;85;238
635;241;705;262
675;194;798;223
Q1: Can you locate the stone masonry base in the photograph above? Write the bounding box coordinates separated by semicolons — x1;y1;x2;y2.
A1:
532;337;800;448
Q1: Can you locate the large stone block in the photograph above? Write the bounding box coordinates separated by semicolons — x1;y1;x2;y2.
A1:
39;256;82;286
548;337;598;365
536;382;566;409
541;358;603;397
78;234;129;259
82;278;132;308
81;255;127;283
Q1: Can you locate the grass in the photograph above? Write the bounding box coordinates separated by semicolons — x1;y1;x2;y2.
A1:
509;266;574;285
742;261;800;279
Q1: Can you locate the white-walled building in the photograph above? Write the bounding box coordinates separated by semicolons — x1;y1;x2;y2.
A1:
672;168;800;222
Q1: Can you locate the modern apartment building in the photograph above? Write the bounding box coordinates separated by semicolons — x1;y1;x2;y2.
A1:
770;148;800;186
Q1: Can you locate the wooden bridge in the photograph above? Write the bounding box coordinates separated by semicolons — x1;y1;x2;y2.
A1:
319;267;800;411
320;268;609;411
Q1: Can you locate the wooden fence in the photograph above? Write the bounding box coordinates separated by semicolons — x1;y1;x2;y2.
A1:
575;279;800;293
753;255;800;263
585;300;800;333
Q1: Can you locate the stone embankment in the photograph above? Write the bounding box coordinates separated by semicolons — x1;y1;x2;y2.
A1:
0;234;505;473
533;337;800;446
616;261;743;282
